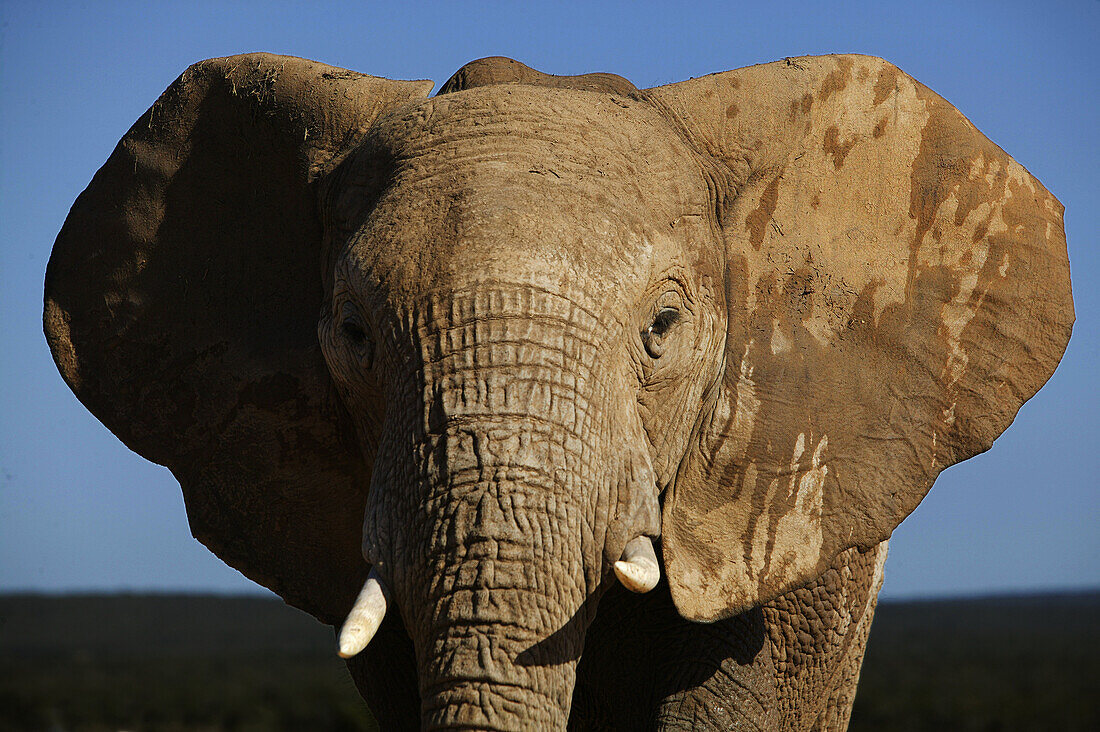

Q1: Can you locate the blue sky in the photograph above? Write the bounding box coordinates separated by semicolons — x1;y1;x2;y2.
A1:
1;0;1096;601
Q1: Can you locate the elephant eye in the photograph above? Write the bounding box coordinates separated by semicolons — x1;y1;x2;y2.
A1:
341;320;367;344
339;302;374;369
642;307;680;358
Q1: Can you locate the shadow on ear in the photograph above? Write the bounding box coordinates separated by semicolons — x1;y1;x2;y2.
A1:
645;55;1073;621
44;53;432;625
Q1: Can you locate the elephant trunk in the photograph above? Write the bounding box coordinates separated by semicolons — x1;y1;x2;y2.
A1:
358;287;660;729
413;465;590;730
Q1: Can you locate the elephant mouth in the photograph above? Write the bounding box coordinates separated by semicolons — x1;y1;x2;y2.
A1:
337;535;660;659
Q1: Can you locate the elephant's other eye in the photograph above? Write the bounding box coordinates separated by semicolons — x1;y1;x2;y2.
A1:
643;307;680;358
340;302;374;369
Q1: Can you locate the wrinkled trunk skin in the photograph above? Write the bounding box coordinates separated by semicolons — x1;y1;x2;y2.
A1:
361;288;655;730
414;460;590;730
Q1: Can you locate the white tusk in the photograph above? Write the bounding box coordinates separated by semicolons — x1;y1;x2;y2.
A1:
337;568;389;659
613;536;660;593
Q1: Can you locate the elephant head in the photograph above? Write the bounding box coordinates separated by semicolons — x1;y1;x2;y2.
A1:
45;53;1072;728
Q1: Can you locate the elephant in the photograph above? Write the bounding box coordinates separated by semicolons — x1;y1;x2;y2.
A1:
43;53;1073;730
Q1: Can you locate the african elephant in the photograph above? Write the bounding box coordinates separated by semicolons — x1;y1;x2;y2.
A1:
44;53;1072;730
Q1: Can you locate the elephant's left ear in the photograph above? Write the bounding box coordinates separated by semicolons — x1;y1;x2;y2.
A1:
645;55;1073;621
44;54;431;624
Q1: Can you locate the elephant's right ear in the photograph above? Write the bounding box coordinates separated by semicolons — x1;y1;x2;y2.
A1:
44;54;431;624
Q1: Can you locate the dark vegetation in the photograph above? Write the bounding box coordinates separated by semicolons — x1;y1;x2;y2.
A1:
0;595;373;732
2;591;1096;731
850;592;1100;731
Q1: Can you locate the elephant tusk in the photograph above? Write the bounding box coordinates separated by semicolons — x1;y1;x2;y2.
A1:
613;536;660;593
337;568;389;659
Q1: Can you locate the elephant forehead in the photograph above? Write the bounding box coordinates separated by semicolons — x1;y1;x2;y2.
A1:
373;86;706;218
339;86;713;307
374;83;690;169
348;169;698;309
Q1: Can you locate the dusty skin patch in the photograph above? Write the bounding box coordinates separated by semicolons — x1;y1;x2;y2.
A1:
745;177;781;250
740;58;930;338
872;64;901;107
788;93;814;122
756;434;828;592
665;343;763;611
770;318;793;354
910;150;1040;390
822;125;857;169
816;57;853;105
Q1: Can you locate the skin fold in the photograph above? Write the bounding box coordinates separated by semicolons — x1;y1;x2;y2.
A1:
44;54;1072;730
